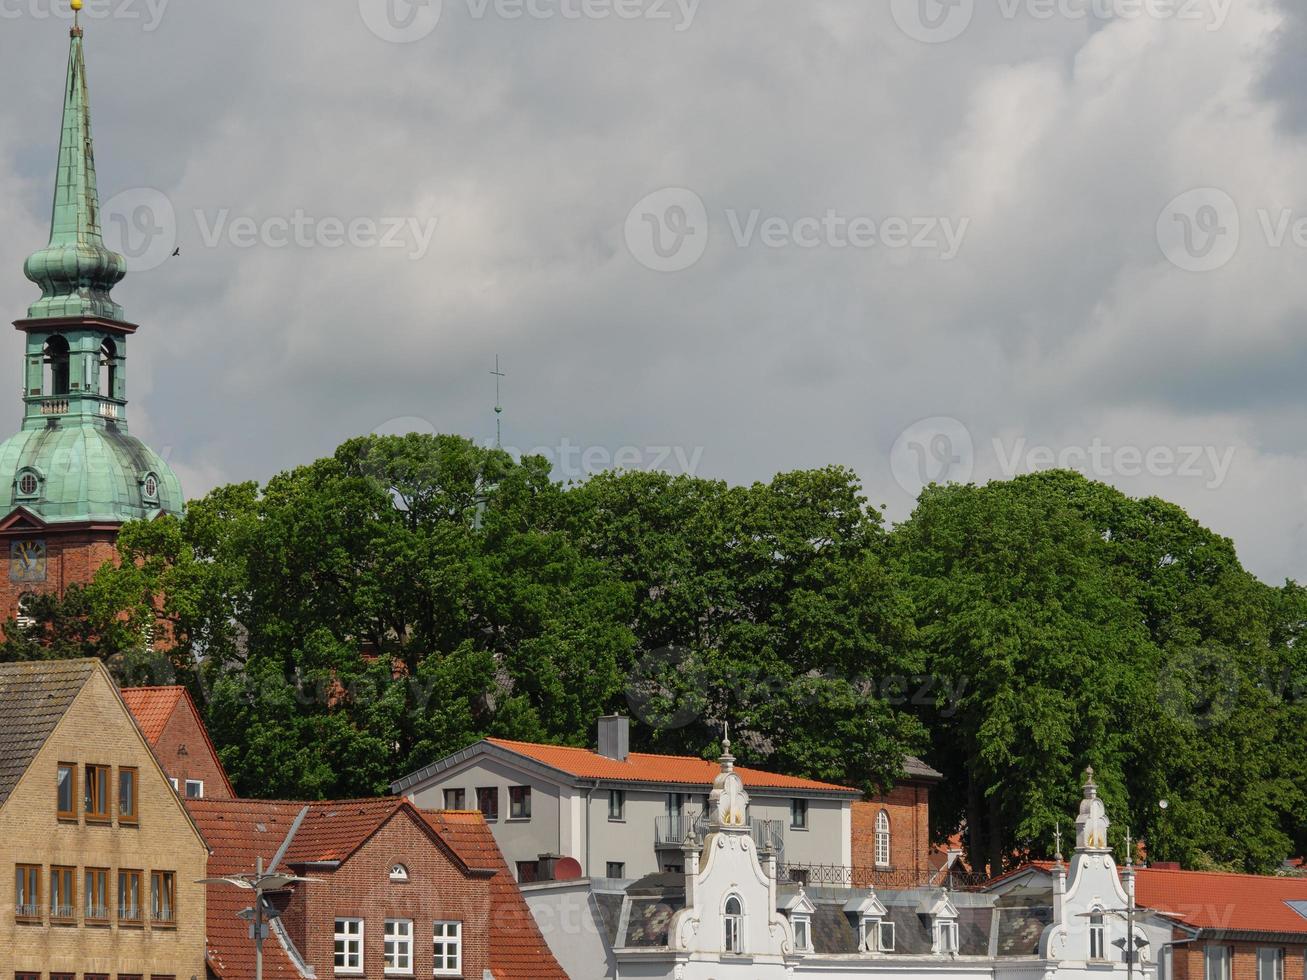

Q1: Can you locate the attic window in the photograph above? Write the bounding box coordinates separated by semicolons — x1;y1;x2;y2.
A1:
16;470;41;499
390;864;409;882
141;472;160;504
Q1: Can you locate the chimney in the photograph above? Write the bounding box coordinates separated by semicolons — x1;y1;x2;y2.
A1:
537;854;560;882
597;715;630;761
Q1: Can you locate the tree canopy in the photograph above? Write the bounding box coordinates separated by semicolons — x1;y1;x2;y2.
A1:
6;435;1302;874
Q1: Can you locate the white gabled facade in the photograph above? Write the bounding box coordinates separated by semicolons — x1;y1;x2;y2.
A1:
538;754;1159;980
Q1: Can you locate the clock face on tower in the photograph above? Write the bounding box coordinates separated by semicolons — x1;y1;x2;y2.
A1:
9;540;47;583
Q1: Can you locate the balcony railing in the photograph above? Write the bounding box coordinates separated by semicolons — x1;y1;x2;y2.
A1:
655;813;707;847
777;863;989;891
119;905;143;924
50;904;76;921
86;904;110;922
40;398;69;416
15;903;41;921
151;908;176;926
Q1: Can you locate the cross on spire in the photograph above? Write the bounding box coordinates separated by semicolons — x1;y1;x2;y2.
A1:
1054;822;1064;862
491;356;506;449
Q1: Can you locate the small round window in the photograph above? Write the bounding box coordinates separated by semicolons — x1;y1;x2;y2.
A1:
141;473;160;502
16;471;40;498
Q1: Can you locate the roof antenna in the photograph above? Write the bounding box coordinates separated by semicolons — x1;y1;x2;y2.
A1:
491;355;506;449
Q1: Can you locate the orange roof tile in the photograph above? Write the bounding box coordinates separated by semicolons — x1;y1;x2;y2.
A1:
484;737;860;794
420;810;568;980
120;685;186;743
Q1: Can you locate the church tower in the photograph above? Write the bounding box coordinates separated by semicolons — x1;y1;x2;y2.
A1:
0;9;183;628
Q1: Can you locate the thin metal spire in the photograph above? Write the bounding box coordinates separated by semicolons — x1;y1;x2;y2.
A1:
491;356;506;449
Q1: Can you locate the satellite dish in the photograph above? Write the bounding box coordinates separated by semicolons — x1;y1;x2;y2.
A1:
555;857;583;881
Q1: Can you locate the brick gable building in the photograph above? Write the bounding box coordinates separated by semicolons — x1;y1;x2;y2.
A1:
121;686;235;799
188;797;566;979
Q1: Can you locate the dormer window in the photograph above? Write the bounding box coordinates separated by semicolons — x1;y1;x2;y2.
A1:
16;469;41;500
862;916;895;952
140;472;160;505
389;864;409;882
792;912;811;952
936;918;960;955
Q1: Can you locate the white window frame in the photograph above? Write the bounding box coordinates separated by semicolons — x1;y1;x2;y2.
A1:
389;863;409;882
1207;946;1233;980
334;917;364;974
880;919;896;952
875;810;891;867
791;798;809;830
1259;949;1286;980
185;779;205;799
1089;911;1107;960
724;895;745;954
792;913;811;952
384;918;413;974
169;777;179;792
936;918;959;955
434;920;463;976
862;916;894;952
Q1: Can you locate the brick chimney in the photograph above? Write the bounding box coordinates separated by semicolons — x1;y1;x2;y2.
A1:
597;715;630;762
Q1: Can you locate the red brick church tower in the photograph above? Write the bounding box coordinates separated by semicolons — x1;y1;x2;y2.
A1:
0;14;183;629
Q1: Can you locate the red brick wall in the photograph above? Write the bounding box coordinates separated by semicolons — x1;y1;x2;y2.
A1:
1172;938;1307;980
0;527;119;629
153;698;233;799
297;810;492;978
852;780;932;878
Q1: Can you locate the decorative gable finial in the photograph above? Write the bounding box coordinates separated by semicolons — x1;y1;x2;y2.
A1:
1075;767;1111;852
1054;821;1064;866
708;724;748;830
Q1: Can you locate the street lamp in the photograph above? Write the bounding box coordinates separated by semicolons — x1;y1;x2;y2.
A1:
197;806;319;980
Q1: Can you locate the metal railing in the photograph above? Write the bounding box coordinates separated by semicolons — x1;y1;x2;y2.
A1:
15;903;41;920
151;907;176;925
86;904;110;921
776;863;988;891
118;905;143;923
50;903;76;920
655;813;707;846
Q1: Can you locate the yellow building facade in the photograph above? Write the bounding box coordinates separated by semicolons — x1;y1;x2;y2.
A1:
0;660;208;979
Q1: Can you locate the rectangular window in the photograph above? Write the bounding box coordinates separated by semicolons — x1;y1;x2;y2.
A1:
443;787;466;810
791;798;809;829
118;869;143;924
384;918;413;974
119;767;139;824
607;862;626;879
85;763;111;821
509;785;532;819
476;786;499;821
433;921;463;976
50;865;75;922
86;867;110;922
151;871;176;925
57;763;77;819
51;974;75;980
1207;947;1234;980
184;779;204;799
169;777;179;792
15;864;41;921
84;975;110;980
879;920;896;952
334;917;364;973
938;919;959;954
118;773;138;825
609;789;625;820
793;916;811;951
16;974;40;980
1259;949;1286;980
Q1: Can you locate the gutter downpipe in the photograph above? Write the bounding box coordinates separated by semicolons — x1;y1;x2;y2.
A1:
585;780;600;877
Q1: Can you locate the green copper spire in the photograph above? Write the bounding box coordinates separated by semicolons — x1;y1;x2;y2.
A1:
23;24;127;322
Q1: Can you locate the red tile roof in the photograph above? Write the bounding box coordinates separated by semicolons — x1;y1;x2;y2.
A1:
121;685;237;797
1134;867;1307;935
120;685;186;743
420;810;569;979
188;798;567;979
987;862;1307;937
485;737;860;794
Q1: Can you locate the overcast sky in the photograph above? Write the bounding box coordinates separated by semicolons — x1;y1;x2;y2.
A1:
2;0;1306;582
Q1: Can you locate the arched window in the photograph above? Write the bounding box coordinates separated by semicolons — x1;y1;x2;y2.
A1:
875;810;891;867
1089;910;1106;960
43;336;70;396
724;895;744;954
99;339;117;398
390;864;409;882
